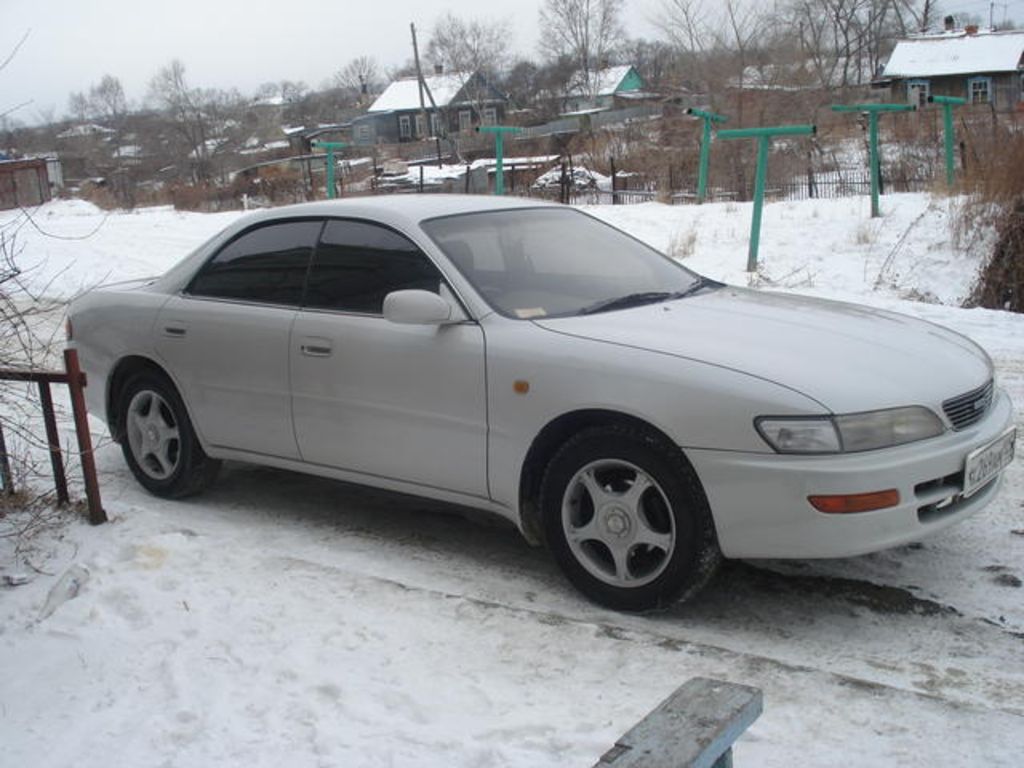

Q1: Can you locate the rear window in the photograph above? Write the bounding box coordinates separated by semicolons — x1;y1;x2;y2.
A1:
189;221;321;305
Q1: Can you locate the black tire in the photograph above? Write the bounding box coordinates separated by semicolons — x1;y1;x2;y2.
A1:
540;424;721;612
119;371;220;498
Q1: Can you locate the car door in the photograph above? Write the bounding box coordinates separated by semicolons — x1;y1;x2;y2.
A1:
289;218;489;497
154;219;322;459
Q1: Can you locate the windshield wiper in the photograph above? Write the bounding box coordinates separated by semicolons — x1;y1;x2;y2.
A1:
577;278;721;316
577;291;675;315
670;275;721;300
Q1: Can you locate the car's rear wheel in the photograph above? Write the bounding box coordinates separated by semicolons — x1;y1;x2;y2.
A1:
120;372;220;498
540;424;721;612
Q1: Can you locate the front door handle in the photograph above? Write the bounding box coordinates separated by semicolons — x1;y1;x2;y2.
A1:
163;324;187;338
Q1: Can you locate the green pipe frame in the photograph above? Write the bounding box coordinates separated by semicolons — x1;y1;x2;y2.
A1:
831;104;915;217
928;95;966;187
476;125;523;195
312;141;348;199
717;124;816;272
687;108;728;203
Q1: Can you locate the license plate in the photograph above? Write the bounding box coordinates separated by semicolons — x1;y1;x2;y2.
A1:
963;427;1016;498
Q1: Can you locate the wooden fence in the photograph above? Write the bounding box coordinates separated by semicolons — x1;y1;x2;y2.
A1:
0;348;106;525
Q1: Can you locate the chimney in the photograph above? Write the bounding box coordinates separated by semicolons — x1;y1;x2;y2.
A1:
434;63;443;75
944;15;955;32
965;24;979;35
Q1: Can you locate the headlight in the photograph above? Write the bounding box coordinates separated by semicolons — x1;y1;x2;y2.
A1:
756;406;944;454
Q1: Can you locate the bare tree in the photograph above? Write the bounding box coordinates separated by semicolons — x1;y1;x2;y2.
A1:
66;91;90;123
426;13;511;79
333;56;382;105
538;0;625;97
425;13;511;119
149;60;212;182
658;0;769;97
784;0;925;92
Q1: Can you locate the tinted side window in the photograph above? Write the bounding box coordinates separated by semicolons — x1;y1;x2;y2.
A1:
305;220;442;314
189;221;321;305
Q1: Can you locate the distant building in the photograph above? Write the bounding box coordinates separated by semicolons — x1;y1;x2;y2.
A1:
0;157;51;210
351;70;508;146
879;27;1024;111
562;65;646;114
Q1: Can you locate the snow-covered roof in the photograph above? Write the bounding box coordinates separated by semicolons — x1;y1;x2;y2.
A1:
569;65;636;97
57;123;115;139
883;30;1024;78
368;73;473;113
114;145;142;159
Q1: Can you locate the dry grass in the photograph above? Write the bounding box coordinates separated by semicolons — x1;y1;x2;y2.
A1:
956;126;1024;313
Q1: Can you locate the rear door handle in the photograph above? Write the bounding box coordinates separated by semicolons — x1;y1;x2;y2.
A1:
163;324;187;338
299;337;333;357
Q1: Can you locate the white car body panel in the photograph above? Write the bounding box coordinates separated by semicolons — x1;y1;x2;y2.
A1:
67;195;1016;562
154;296;301;459
289;310;489;497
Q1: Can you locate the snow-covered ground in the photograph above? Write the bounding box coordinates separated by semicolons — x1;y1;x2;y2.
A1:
1;194;1022;767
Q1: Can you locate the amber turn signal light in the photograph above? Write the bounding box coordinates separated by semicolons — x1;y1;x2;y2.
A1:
808;489;900;514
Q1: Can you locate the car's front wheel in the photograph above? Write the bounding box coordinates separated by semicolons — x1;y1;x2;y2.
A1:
120;371;220;498
540;424;721;611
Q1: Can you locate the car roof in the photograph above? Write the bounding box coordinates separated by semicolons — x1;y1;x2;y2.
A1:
240;193;562;230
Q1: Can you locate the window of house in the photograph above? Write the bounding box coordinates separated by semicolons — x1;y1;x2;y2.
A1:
482;107;497;126
458;110;472;132
968;76;992;104
415;114;426;137
188;221;321;305
303;220;443;315
1019;73;1024;102
430;112;442;136
399;115;411;139
907;79;930;108
357;124;371;142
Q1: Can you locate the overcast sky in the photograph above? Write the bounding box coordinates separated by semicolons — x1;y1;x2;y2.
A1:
3;0;1022;124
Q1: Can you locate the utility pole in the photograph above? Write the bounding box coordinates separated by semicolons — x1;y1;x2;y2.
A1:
410;22;444;167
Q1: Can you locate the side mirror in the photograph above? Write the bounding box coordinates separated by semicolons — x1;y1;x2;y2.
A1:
383;289;460;325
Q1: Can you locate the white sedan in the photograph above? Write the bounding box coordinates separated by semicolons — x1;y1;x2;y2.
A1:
68;195;1016;611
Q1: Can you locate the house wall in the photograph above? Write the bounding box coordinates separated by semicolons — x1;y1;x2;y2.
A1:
0;160;50;210
896;73;1023;112
354;104;507;147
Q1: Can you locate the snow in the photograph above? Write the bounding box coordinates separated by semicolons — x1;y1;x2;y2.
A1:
368;73;473;113
1;193;1023;766
883;29;1024;77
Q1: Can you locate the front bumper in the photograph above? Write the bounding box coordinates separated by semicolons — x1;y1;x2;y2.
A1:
688;388;1016;559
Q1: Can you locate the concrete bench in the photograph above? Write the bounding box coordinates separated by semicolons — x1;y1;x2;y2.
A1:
593;677;763;768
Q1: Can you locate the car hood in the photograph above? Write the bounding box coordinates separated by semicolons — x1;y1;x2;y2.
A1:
533;286;992;413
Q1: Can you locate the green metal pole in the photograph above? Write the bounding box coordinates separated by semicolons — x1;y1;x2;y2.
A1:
476;125;523;196
868;112;880;218
495;131;505;195
748;136;769;272
942;106;954;187
831;104;914;217
326;146;336;199
312;141;348;199
717;124;816;273
698;118;712;203
687;108;728;203
928;95;965;187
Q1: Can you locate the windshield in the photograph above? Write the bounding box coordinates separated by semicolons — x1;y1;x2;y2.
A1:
421;208;705;319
